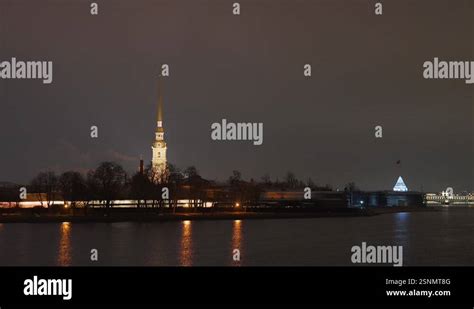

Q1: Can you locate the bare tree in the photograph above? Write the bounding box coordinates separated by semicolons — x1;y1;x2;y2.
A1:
166;163;184;211
261;173;272;186
89;162;127;212
59;171;86;209
306;177;316;189
130;171;150;208
30;171;58;208
284;171;298;189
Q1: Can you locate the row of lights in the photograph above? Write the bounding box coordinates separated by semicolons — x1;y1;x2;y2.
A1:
63;201;243;208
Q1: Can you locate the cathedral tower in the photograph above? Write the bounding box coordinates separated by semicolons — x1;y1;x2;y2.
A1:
151;79;167;177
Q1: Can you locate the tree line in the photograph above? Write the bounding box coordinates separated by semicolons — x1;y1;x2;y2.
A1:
0;161;358;210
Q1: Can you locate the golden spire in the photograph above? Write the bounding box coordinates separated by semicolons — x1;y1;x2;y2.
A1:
157;77;164;132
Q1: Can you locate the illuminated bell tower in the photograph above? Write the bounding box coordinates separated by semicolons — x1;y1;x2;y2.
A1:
151;79;167;177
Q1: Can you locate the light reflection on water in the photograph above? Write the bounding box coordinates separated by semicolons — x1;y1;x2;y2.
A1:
0;210;472;266
180;220;192;266
57;222;72;266
232;220;242;266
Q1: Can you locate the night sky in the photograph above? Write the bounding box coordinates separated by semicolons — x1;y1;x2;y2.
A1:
0;0;472;192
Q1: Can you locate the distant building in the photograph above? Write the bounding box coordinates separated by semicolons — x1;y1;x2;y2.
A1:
349;191;424;208
425;192;474;206
393;176;408;192
151;79;167;177
260;190;347;208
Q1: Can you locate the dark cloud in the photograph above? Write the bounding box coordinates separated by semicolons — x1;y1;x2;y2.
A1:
0;0;472;192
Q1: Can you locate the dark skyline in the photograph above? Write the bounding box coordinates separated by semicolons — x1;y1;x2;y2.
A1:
0;0;472;191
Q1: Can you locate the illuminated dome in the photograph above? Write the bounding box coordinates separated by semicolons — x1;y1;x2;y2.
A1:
393;176;408;192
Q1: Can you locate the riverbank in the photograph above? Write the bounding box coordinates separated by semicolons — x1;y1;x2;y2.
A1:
0;206;447;223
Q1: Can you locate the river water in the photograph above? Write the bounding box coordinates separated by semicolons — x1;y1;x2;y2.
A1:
0;209;472;266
